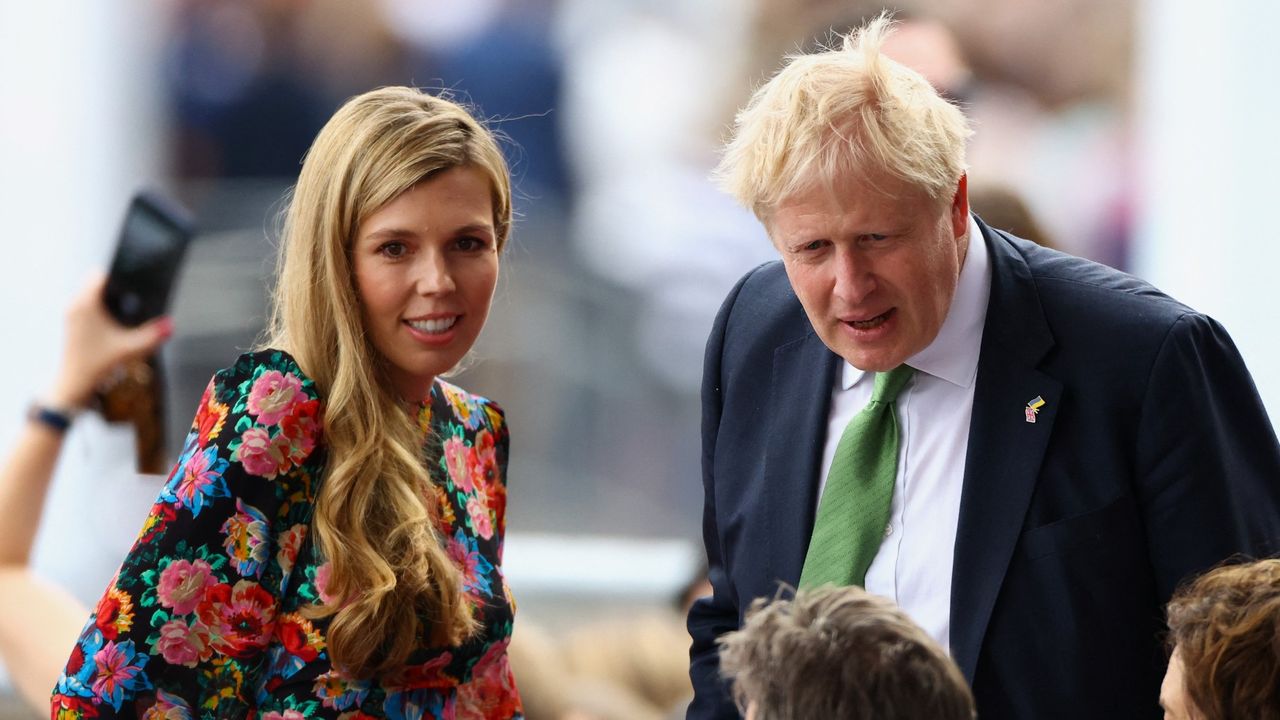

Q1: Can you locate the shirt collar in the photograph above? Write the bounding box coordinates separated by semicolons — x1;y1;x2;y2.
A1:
840;214;992;390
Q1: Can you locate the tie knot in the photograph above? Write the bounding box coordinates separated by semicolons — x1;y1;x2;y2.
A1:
871;365;914;404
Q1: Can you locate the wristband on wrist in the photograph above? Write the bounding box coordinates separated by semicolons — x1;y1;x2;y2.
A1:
28;402;78;434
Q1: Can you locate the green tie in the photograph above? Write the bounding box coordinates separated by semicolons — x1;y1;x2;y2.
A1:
799;365;915;589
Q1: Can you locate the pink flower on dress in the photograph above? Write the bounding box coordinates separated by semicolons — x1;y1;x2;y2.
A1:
154;618;212;667
91;640;149;709
456;638;521;720
443;436;475;493
446;530;493;598
466;496;493;540
235;427;290;479
172;446;230;516
247;370;303;425
156;559;217;616
315;562;338;606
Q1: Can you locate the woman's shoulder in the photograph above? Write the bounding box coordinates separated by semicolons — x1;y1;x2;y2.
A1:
217;348;313;381
210;348;321;401
431;379;506;435
190;347;325;484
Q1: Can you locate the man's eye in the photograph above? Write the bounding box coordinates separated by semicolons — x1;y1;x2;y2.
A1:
379;242;408;258
802;240;827;252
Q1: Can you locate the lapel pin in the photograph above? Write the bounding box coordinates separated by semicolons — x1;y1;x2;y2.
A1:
1025;396;1046;424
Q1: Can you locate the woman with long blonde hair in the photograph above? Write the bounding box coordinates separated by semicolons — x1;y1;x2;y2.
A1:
45;86;524;718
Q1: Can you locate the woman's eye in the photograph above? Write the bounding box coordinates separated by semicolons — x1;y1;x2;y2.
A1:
455;236;487;252
378;241;408;258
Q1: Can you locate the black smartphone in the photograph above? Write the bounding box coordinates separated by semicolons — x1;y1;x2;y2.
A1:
103;191;195;326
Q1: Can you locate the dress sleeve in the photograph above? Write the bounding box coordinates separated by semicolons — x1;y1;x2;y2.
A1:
449;397;524;720
51;351;325;719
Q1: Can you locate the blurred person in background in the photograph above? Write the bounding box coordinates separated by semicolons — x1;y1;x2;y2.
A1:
560;613;692;715
718;586;975;720
935;0;1135;268
967;184;1055;250
16;87;524;719
507;615;692;720
1161;559;1280;720
688;14;1280;719
0;279;172;715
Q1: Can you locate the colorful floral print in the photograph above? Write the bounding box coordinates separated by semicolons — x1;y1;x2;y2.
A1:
54;350;521;719
161;446;230;517
156;560;217;616
454;640;521;720
220;499;270;578
94;586;134;641
246;371;304;425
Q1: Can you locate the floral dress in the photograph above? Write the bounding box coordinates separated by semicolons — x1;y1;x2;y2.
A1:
52;350;523;720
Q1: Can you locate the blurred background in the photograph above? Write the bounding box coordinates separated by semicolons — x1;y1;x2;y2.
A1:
1;0;1278;717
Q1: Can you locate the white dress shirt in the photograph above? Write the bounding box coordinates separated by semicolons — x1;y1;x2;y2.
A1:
814;214;991;653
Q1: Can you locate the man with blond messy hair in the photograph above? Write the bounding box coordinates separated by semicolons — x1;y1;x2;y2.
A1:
687;15;1280;719
719;586;975;720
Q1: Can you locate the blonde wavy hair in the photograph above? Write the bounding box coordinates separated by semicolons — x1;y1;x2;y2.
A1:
264;86;512;678
714;13;972;219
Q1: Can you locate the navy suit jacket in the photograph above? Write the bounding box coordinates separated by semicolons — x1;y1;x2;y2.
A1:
687;219;1280;719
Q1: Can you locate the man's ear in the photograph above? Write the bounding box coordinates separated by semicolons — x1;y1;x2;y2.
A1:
951;173;969;239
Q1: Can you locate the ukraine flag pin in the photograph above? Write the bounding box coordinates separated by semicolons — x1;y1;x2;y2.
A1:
1025;396;1046;424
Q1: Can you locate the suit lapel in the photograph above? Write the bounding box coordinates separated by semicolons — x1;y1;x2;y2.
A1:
758;332;840;597
950;222;1061;681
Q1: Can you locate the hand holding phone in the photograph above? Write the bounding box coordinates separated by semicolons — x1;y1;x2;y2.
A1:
97;191;194;472
103;191;194;326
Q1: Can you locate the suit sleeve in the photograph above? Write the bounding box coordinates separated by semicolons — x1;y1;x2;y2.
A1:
686;271;755;720
1135;313;1280;600
51;353;324;719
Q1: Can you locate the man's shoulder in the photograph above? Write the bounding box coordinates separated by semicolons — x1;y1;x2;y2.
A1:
734;260;794;303
717;260;811;344
995;231;1197;330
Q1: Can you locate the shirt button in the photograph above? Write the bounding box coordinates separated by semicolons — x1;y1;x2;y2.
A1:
884;523;894;538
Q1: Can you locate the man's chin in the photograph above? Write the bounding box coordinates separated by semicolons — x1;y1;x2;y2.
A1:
831;341;910;373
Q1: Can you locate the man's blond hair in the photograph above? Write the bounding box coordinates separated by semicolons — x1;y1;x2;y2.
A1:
715;14;972;218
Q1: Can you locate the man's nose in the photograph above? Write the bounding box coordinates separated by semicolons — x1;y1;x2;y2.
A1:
832;248;875;304
414;251;455;295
